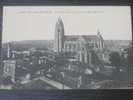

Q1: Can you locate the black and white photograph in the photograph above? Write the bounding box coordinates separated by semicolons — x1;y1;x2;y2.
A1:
0;6;132;89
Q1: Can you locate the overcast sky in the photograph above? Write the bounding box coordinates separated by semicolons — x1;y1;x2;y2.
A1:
2;6;132;43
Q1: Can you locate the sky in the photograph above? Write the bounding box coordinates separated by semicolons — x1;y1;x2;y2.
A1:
2;6;132;43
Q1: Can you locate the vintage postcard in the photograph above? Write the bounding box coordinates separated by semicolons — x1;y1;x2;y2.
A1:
1;6;132;89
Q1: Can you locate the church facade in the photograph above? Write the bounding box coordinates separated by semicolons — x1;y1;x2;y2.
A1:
54;17;105;64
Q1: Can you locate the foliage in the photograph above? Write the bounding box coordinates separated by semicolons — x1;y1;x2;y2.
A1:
109;43;133;83
125;42;133;84
109;52;122;67
126;43;133;68
109;52;124;81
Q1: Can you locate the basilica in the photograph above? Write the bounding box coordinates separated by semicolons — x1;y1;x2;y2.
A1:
54;17;105;64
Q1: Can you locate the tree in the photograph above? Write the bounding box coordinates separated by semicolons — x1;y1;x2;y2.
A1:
109;51;124;80
125;42;133;84
109;52;121;67
127;42;133;68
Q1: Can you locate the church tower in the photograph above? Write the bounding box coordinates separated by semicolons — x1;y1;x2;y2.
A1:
97;29;104;49
54;17;64;53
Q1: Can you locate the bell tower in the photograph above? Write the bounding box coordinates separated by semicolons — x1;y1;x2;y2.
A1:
54;17;64;53
97;29;104;48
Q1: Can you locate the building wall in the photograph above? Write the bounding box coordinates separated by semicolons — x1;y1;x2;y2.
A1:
3;60;16;82
54;18;105;64
64;41;78;52
63;36;104;64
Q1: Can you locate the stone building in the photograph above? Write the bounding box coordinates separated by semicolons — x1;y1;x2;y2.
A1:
3;60;16;83
54;17;104;64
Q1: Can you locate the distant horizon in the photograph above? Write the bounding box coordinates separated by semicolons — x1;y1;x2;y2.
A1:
2;38;132;44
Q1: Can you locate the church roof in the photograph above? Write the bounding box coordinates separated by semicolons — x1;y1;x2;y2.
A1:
64;35;100;42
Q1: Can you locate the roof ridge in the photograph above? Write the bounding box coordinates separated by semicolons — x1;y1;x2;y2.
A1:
65;34;97;36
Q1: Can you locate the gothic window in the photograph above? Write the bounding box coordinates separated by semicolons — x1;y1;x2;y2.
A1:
82;47;84;51
69;44;71;51
57;28;60;33
65;44;68;51
95;42;98;48
5;66;10;73
73;44;76;51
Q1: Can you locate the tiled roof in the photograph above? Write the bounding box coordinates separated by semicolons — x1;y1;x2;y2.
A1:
64;35;99;42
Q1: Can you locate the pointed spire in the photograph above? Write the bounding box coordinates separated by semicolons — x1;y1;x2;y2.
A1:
58;17;63;23
97;29;100;35
58;16;62;21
